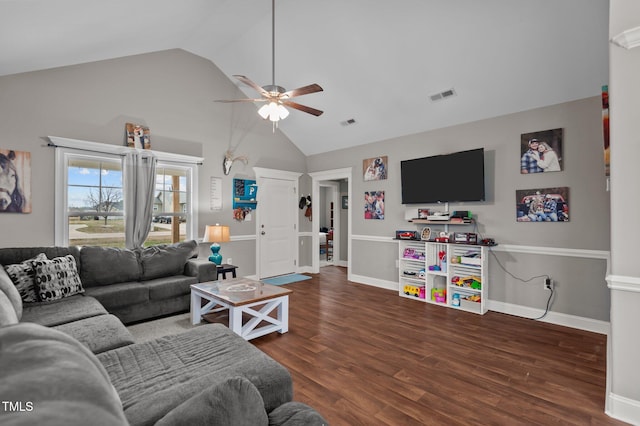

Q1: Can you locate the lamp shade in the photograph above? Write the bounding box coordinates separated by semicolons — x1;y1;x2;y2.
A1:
203;224;230;243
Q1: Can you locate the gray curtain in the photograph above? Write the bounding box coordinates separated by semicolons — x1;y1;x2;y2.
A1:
124;151;157;249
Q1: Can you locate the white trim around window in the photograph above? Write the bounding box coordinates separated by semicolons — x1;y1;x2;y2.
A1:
53;138;201;246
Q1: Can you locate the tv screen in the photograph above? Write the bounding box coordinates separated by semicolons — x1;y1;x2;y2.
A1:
401;148;485;204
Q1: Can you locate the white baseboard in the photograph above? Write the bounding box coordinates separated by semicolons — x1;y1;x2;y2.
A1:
486;300;610;334
607;392;640;425
297;266;313;274
349;273;397;291
345;276;609;334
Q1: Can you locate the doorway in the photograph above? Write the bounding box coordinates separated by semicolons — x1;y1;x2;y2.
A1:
309;168;352;278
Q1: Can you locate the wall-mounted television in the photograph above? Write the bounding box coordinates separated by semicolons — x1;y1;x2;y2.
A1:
401;148;485;204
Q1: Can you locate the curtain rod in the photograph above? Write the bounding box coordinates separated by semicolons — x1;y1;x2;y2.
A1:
47;136;203;166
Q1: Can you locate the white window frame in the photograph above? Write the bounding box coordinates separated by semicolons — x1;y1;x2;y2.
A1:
52;136;201;246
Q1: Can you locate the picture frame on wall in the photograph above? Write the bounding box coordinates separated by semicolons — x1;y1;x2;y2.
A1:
520;128;563;174
125;123;151;149
516;187;569;222
0;149;31;213
364;191;384;219
341;195;348;209
363;156;387;181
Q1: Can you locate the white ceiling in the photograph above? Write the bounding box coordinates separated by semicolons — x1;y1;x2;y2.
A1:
0;0;610;156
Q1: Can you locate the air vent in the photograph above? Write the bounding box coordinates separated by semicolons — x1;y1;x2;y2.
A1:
429;88;457;102
340;118;357;126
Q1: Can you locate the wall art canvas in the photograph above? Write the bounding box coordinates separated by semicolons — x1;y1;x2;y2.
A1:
363;156;387;181
520;128;563;174
364;191;384;219
0;149;31;213
516;187;569;222
125;123;151;149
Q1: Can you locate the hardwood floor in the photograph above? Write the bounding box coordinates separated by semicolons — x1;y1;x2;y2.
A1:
252;266;627;425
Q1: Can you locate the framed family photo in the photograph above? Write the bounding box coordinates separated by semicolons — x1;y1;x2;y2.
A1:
516;187;569;222
520;128;563;174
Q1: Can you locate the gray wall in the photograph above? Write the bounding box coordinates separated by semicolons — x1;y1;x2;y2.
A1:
306;96;610;321
0;49;308;276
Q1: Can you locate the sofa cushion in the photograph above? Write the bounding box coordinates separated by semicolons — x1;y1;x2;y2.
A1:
0;246;81;269
84;282;149;310
138;240;198;281
0;267;22;320
0;289;18;326
156;376;268;426
21;294;107;327
0;323;127;426
3;252;47;302
268;402;329;426
0;323;128;426
54;314;135;354
32;255;84;302
80;246;141;287
145;275;198;301
98;323;293;426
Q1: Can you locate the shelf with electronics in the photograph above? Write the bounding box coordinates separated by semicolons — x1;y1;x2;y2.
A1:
397;212;492;315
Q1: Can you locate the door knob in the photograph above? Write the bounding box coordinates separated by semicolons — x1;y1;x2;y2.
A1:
261;231;266;235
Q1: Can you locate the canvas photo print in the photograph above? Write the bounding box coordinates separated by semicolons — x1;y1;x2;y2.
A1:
363;156;387;181
520;128;563;174
0;149;31;213
516;187;569;222
125;123;151;149
364;191;384;219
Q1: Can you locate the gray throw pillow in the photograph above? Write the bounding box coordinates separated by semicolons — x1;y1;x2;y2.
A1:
4;252;47;302
139;240;198;280
155;376;268;426
33;255;84;302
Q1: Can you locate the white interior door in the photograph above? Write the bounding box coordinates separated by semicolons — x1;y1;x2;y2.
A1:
258;177;297;278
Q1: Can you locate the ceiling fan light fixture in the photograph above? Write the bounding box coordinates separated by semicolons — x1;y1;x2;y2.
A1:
258;101;289;122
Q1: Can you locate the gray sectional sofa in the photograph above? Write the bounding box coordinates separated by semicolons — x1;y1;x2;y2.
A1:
0;243;327;426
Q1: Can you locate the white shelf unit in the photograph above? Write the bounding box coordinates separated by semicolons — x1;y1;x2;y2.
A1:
398;240;488;314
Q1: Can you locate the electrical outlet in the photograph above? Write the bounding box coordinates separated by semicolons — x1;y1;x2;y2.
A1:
544;277;553;290
227;258;233;265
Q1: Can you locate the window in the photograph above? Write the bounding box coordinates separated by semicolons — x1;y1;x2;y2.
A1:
66;155;125;247
55;145;199;247
149;164;191;246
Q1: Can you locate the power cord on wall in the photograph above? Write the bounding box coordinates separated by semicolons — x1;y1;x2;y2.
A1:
470;223;554;320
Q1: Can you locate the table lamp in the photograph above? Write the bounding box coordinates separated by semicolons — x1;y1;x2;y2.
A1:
203;224;230;265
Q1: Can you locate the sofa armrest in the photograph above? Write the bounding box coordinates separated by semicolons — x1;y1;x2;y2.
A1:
185;259;217;282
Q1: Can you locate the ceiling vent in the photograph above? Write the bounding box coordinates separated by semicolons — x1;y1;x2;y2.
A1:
340;118;357;126
429;88;457;102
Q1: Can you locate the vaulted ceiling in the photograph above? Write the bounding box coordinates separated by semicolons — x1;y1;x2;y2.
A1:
0;0;609;155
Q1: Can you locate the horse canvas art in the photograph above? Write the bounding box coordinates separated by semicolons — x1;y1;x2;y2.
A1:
0;149;31;213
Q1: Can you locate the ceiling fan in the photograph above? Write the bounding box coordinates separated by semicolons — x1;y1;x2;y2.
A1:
215;0;323;127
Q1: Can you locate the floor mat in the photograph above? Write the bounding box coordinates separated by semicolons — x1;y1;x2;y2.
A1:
261;274;312;285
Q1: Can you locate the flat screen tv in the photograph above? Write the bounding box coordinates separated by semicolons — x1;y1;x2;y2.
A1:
401;148;485;204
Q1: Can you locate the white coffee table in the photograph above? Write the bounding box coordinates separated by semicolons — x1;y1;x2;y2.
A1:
190;278;293;340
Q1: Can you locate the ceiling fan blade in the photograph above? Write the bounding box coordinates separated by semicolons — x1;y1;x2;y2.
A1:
233;75;270;97
214;98;267;103
282;100;324;117
281;83;323;99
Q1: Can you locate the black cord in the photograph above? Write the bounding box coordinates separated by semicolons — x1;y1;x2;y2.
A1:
462;223;554;320
488;249;554;320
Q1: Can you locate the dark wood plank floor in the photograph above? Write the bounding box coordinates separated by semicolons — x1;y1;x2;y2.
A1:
252;266;627;426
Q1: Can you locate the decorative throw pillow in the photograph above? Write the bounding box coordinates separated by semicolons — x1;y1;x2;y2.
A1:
33;255;84;302
4;253;48;303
